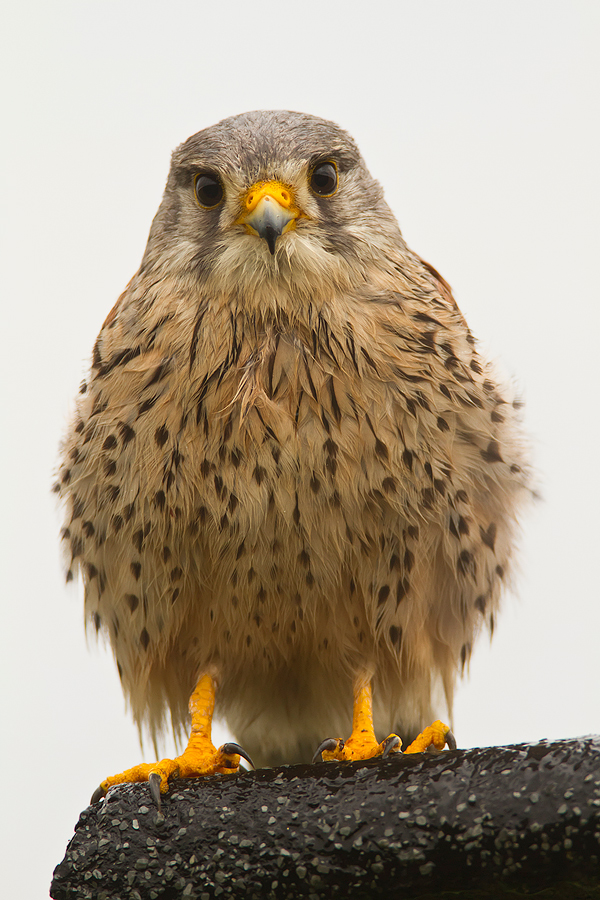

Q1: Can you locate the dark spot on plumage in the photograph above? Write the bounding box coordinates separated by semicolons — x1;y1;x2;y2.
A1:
361;346;378;373
491;410;505;423
257;586;266;602
253;465;266;486
449;517;459;539
378;585;390;605
406;398;417;416
104;459;117;477
79;380;87;395
163;470;174;490
65;568;73;582
510;463;521;474
327;376;342;425
130;561;141;580
290;619;296;633
154;425;169;448
424;462;433;479
495;564;505;579
170;566;182;582
61;469;71;485
475;594;487;614
293;494;300;525
482;380;495;393
85;563;98;580
396;580;408;605
69;447;80;463
110;514;123;533
246;567;256;584
144;360;170;390
61;527;71;541
140;628;150;650
214;474;225;497
470;358;482;374
455;489;468;503
119;422;135;444
219;513;229;530
379;534;386;552
97;346;142;377
298;550;310;568
402;449;413;470
162;546;171;563
480;523;497;550
310;474;321;493
132;529;144;553
306;571;315;587
481;440;503;463
457;549;474;575
457;516;470;536
93;612;102;632
246;634;252;647
349;578;356;596
153;490;166;510
437;416;449;432
381;476;397;495
125;593;139;613
326;456;337;476
102;434;117;451
271;446;281;465
52;481;61;494
138;395;159;416
389;625;402;647
230;447;242;468
434;479;445;495
267;490;275;512
82;521;95;538
403;549;415;573
74;419;85;434
106;484;120;502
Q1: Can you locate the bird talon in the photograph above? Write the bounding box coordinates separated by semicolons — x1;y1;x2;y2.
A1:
445;729;457;751
312;738;341;764
382;734;402;758
220;742;255;770
148;772;163;809
90;784;107;805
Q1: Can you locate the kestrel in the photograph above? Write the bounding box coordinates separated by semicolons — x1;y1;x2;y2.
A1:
56;111;530;803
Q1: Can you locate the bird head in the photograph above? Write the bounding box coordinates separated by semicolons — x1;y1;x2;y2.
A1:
140;111;405;315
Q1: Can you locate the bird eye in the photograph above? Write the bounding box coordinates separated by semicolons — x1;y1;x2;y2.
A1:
194;173;224;208
310;161;338;197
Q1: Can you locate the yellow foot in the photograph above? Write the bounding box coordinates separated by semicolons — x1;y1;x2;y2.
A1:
312;679;457;764
90;674;253;810
312;680;402;763
404;719;457;754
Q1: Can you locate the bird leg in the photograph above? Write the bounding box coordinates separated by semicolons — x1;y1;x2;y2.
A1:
91;673;254;809
312;677;456;763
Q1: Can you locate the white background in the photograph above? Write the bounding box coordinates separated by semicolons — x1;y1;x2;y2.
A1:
2;2;599;897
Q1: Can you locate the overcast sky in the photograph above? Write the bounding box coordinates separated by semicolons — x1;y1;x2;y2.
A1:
2;2;599;897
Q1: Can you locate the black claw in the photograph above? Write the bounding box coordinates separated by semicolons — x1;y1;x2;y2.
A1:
221;742;255;769
148;772;162;810
90;785;107;805
446;729;457;751
312;738;340;764
382;735;401;758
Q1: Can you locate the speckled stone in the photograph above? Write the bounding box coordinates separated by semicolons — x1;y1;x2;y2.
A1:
51;737;600;899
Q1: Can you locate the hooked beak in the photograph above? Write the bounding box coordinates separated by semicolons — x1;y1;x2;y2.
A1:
238;181;301;255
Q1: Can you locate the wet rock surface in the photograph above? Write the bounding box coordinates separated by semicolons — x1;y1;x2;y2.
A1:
51;737;600;899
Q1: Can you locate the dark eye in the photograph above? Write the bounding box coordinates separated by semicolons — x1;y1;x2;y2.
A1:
310;161;338;196
194;173;224;208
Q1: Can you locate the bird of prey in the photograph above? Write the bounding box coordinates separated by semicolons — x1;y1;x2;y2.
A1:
56;110;530;803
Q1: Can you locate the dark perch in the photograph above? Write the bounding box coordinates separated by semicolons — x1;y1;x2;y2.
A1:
51;737;600;899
